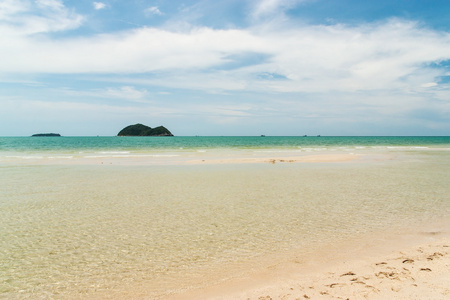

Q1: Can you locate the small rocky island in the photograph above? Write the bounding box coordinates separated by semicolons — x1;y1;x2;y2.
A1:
32;133;61;137
117;124;173;136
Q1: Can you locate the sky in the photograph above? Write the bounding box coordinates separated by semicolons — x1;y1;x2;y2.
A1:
0;0;449;136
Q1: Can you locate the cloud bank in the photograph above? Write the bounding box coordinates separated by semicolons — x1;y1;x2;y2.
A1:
1;3;448;95
0;0;449;135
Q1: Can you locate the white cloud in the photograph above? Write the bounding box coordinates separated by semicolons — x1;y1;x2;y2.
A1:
0;0;29;19
0;0;83;35
104;86;148;99
0;27;260;73
251;0;307;20
0;4;449;99
93;2;107;10
0;97;190;126
35;0;64;10
145;6;162;16
253;0;284;17
62;86;151;103
421;82;438;88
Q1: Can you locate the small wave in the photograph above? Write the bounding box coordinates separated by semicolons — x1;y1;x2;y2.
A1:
6;156;44;159
84;154;180;159
97;151;131;154
299;148;328;152
254;150;303;153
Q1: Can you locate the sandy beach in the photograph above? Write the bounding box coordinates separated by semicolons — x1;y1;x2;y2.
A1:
1;0;450;295
1;141;449;299
171;231;450;300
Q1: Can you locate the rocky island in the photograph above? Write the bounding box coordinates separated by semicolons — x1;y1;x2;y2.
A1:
32;133;61;137
117;124;173;136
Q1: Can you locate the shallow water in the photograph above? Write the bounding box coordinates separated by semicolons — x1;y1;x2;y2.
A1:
1;146;449;298
1;136;449;165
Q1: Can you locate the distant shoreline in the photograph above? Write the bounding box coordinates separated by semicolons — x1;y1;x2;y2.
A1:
31;133;61;137
3;135;449;137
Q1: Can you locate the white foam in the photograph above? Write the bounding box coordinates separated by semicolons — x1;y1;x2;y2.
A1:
83;154;180;159
97;151;131;154
6;156;44;159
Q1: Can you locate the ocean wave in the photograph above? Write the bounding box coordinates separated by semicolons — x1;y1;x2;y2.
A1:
83;154;180;158
96;151;131;154
5;156;44;159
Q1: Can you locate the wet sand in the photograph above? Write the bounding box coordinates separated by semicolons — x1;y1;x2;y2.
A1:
186;153;361;165
2;151;364;166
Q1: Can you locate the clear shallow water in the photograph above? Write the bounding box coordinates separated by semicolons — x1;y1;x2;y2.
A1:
0;136;449;164
0;137;449;298
1;136;449;152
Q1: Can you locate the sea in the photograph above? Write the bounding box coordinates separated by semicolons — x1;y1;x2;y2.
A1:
1;136;449;298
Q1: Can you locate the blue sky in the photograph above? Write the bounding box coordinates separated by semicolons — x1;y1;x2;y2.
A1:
0;0;449;136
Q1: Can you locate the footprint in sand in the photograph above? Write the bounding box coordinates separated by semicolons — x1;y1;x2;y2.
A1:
427;252;444;260
420;268;432;272
326;283;345;288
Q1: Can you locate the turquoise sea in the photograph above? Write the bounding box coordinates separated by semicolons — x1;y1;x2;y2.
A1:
1;135;450;150
1;136;449;298
1;136;449;163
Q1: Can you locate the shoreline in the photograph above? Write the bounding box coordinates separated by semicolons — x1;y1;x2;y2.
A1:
167;221;450;299
2;137;448;166
0;151;370;166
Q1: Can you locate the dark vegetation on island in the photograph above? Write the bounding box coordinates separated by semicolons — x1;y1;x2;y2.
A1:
117;124;173;136
31;133;61;137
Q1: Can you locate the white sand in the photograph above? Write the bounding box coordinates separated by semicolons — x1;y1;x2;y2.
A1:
169;231;450;300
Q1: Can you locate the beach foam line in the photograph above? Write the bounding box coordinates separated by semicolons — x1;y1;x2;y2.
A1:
83;154;180;158
1;152;389;166
5;155;45;159
96;151;131;154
